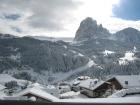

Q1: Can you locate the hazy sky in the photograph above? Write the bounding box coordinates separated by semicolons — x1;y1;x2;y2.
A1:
0;0;140;37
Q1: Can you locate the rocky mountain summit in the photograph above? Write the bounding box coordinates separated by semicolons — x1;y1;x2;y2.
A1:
114;27;140;43
74;17;140;44
74;17;111;41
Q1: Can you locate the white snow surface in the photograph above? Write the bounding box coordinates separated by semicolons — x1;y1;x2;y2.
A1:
0;74;17;84
57;97;140;103
103;50;115;56
3;58;96;84
9;53;21;61
14;84;59;102
119;51;137;65
51;59;96;83
79;80;105;90
77;53;84;57
133;46;137;52
109;87;140;98
0;74;31;86
60;91;80;98
0;84;6;90
112;75;140;88
70;50;77;54
63;45;67;49
60;91;88;99
0;90;8;100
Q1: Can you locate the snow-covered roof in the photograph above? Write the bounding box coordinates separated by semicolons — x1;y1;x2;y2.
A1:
79;79;105;90
109;87;140;98
15;87;59;102
28;83;45;89
112;75;140;88
79;79;95;88
60;91;80;98
77;76;91;80
0;84;6;90
60;91;88;99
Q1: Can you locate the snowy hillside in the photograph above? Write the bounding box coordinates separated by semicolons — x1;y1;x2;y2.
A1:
0;17;140;84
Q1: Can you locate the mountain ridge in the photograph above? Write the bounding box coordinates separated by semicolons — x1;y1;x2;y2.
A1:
0;17;140;84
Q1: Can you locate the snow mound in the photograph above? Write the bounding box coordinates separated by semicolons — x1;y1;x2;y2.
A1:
60;91;80;99
109;87;140;98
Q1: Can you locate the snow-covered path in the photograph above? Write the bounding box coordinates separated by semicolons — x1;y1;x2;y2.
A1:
52;59;96;83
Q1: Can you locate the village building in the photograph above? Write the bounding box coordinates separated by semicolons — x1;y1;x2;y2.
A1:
71;76;92;92
29;83;59;97
14;83;59;102
58;82;71;94
79;79;112;98
71;77;110;98
79;75;140;98
106;75;140;89
46;85;60;97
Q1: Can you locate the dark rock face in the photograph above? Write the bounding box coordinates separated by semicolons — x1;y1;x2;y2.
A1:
114;27;140;43
74;17;111;41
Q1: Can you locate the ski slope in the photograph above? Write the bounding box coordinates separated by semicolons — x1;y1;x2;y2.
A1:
52;59;96;83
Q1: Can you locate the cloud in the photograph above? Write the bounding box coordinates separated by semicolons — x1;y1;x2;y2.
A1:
4;14;21;21
0;0;80;35
112;0;140;21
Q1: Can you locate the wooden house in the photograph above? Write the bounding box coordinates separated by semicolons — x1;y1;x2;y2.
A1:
106;75;140;90
79;75;140;98
80;80;112;98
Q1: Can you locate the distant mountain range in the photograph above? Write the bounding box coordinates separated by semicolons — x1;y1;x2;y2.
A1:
30;36;73;42
0;17;140;84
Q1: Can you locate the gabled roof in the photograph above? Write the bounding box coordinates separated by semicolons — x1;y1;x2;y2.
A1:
15;86;59;102
79;79;94;88
110;75;140;88
79;79;105;91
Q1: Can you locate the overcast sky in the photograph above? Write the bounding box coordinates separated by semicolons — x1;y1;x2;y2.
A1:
0;0;140;37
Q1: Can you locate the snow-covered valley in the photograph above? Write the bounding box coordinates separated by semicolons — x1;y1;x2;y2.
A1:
0;17;140;103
